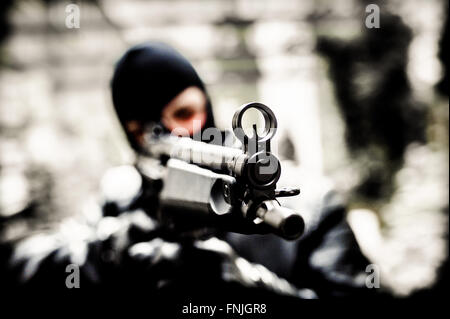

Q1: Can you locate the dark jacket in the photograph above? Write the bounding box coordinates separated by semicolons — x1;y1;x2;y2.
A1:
5;161;372;299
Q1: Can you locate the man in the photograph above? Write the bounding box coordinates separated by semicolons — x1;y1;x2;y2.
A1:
6;42;372;299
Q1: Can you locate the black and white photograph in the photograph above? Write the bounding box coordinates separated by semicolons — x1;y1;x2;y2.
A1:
0;0;448;314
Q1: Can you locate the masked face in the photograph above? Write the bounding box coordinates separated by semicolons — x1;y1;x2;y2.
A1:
112;42;215;152
126;86;207;146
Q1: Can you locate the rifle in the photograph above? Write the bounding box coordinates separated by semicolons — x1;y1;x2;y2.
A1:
142;102;305;240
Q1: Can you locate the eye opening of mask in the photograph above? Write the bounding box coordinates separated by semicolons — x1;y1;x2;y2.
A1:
172;106;195;120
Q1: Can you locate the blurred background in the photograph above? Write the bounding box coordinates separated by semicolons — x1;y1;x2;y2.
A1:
0;0;448;297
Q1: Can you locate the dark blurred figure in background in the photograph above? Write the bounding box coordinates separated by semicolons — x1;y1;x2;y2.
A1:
317;12;427;201
317;6;448;299
2;42;375;299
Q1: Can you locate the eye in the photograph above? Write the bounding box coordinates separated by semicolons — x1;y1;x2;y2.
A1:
173;107;195;120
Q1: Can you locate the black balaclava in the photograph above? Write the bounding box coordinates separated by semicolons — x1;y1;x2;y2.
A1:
111;42;215;152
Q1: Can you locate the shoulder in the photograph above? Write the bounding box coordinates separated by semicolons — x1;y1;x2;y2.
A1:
100;165;143;214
